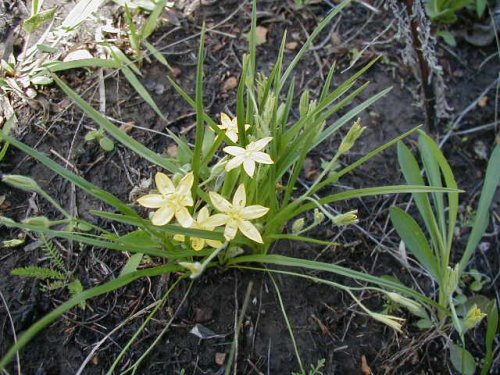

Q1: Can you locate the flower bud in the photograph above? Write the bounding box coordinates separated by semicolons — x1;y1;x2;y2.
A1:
338;118;366;154
22;216;51;228
333;210;358;226
386;292;428;319
1;238;25;248
179;261;204;279
443;264;460;296
299;90;310;117
370;312;405;333
2;174;40;192
313;208;325;224
291;218;306;234
462;305;486;331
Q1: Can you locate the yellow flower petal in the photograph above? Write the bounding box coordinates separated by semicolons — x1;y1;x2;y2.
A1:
251;151;273;164
243;159;255;177
206;239;223;248
238;220;263;243
248;137;272;151
232;184;246;208
151;205;174;226
224;219;239;241
175;206;194;228
225;154;245;172
191;237;205;251
177;172;194;197
137;194;166;208
197;206;210;222
240;205;269;220
226;130;238;143
173;234;185;242
223;146;245;156
220;112;232;129
155;172;175;195
209;191;232;213
202;213;228;227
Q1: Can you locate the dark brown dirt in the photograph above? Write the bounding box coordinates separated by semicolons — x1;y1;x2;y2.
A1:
1;1;498;374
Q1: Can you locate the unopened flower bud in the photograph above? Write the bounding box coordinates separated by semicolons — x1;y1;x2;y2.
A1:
338;118;366;154
444;264;460;296
210;159;227;179
463;305;486;331
291;218;306;234
370;312;405;333
333;210;358;226
1;238;25;248
22;216;51;228
313;208;325;224
2;174;40;192
386;292;428;319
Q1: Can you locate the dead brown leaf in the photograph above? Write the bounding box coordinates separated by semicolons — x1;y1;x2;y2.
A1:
361;355;373;375
120;122;134;134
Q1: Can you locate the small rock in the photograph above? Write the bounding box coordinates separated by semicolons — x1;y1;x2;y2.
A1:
154;83;165;95
286;41;298;50
222;76;238;92
215;352;226;366
194;307;213;323
478;96;488;108
171;67;182;78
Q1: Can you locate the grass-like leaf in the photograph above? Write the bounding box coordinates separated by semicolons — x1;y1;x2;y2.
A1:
53;74;180;174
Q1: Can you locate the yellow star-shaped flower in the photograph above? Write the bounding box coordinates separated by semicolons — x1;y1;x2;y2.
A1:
209;184;269;243
173;206;225;251
223;137;274;177
218;112;240;143
137;172;194;227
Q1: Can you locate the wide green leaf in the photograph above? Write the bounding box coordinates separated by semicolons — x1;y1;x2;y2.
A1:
390;207;440;280
449;343;476;375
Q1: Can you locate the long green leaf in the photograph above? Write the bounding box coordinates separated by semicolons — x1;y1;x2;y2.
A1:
140;0;167;39
292;185;460;218
310;126;422;195
228;254;441;309
92;211;225;241
192;23;206;199
44;58;120;72
397;141;445;256
314;87;392;148
418;130;458;264
390;207;440;280
53;75;180;173
279;0;352;88
481;300;498;375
